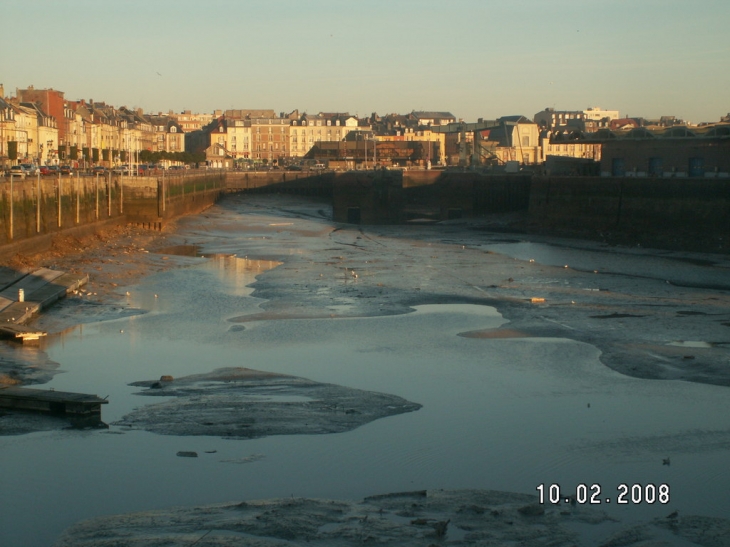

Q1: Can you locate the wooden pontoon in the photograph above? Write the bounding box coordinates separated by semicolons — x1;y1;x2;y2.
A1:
0;386;108;415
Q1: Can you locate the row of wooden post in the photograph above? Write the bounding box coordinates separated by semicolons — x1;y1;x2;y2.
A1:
5;172;120;241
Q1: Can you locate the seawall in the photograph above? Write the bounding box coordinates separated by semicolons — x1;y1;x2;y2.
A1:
1;170;728;256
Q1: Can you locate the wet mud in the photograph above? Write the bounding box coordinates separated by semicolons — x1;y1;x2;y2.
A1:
115;367;422;439
54;488;730;547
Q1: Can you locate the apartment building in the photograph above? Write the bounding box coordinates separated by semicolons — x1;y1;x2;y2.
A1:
148;115;185;154
18;102;58;165
168;110;215;133
410;111;456;126
0;96;18;167
249;117;289;163
477;116;540;166
289;113;360;159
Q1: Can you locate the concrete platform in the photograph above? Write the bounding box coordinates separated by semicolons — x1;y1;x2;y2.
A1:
0;268;88;342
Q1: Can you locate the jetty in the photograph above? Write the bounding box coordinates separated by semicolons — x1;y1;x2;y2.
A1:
0;267;87;342
0;386;108;415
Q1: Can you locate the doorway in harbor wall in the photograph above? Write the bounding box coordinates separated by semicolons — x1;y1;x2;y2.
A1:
347;207;361;224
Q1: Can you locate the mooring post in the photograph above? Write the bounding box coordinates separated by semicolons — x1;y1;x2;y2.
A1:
36;172;41;233
95;173;99;219
75;170;80;224
9;173;13;240
58;172;62;228
107;173;111;217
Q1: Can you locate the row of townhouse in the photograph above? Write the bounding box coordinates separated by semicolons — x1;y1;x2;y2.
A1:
1;86;186;169
0;89;58;167
188;110;455;168
188;110;366;167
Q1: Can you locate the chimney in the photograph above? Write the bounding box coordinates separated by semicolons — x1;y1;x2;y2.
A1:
0;83;4;99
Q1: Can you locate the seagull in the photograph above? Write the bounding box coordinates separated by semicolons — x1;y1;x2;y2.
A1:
156;72;162;76
663;457;671;466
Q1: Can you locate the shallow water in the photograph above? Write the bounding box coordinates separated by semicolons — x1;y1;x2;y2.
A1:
1;209;730;546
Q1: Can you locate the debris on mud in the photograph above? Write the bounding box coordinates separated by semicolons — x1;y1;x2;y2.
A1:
114;367;422;439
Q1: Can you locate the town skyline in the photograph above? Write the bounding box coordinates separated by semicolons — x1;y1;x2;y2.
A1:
2;0;728;125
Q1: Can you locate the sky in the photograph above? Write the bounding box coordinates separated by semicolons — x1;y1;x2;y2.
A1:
1;0;728;124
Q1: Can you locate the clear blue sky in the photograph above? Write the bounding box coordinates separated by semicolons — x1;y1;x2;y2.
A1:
2;0;728;123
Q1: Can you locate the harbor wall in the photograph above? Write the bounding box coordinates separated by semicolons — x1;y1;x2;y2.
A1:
0;173;223;250
2;170;729;255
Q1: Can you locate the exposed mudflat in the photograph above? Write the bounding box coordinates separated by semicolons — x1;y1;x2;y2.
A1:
115;367;422;439
54;488;730;547
2;194;729;547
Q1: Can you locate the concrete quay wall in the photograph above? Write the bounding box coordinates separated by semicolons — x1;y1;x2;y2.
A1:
528;176;730;251
332;170;532;223
2;170;728;256
0;173;223;252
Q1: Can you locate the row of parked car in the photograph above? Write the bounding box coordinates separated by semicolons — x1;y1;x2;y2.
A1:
4;164;75;179
4;163;193;179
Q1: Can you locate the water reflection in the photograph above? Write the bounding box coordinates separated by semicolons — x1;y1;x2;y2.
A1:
1;235;729;546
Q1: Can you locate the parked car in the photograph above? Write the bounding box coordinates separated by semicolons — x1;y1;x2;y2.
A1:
39;166;53;176
7;165;27;179
112;165;129;174
59;165;73;176
20;163;40;175
92;166;107;176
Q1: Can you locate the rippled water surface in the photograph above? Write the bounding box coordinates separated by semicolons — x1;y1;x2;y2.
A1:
1;213;729;547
